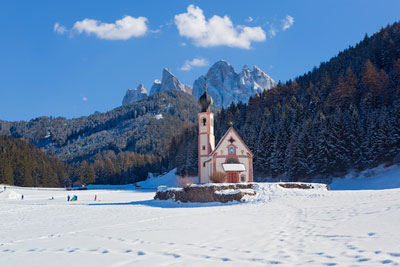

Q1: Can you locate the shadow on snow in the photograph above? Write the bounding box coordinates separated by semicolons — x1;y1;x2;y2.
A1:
88;199;243;209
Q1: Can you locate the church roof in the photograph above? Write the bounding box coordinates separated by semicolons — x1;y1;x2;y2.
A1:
211;126;254;157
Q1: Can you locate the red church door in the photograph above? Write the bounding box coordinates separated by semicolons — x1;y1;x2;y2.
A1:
226;172;239;183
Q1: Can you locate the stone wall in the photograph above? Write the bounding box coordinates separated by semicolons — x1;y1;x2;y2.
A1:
154;183;255;203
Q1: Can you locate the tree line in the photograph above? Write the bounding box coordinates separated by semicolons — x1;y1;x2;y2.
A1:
168;22;400;181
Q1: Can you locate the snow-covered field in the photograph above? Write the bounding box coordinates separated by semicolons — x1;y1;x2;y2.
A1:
1;168;400;266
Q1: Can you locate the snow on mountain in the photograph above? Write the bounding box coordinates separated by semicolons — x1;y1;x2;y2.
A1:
149;79;162;95
192;60;276;107
149;68;192;95
122;83;148;105
123;62;272;106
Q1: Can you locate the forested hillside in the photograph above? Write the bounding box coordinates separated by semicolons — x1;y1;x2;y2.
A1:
0;136;70;187
170;22;400;181
0;135;162;187
0;90;200;163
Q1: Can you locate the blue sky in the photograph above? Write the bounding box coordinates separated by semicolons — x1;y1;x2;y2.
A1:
1;0;399;121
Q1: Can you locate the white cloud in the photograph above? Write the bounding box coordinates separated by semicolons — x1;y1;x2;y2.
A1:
73;15;148;40
180;57;209;71
247;16;254;22
268;26;277;38
281;15;294;31
174;5;266;49
54;23;67;35
82;96;88;102
180;42;187;46
148;29;161;34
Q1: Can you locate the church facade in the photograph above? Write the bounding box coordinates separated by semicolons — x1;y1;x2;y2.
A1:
198;88;253;184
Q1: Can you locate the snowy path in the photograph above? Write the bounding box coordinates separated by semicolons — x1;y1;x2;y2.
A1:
0;185;400;266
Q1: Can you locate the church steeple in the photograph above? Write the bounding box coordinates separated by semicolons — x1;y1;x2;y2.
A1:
198;79;215;183
198;81;213;112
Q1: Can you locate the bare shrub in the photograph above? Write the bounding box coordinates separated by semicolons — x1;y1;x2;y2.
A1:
210;171;227;183
177;175;196;187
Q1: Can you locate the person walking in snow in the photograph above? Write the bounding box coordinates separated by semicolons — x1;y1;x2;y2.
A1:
94;194;97;201
21;195;24;200
67;195;70;202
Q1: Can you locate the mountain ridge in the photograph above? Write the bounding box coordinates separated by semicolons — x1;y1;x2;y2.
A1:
192;60;276;107
122;61;275;107
0;90;200;163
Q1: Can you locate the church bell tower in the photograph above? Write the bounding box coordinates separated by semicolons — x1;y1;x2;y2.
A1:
198;83;215;184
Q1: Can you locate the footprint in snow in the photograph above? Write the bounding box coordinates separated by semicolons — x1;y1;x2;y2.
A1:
221;258;231;262
164;252;181;258
389;252;400;257
267;260;282;264
102;250;109;254
250;258;264;262
381;259;393;264
137;251;146;256
125;249;132;253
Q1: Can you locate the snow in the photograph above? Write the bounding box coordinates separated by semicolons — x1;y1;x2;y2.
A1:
330;165;400;190
1;166;400;266
214;188;255;195
7;190;22;200
136;169;183;188
222;163;246;171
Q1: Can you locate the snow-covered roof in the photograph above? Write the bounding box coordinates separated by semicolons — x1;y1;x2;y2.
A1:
222;163;246;172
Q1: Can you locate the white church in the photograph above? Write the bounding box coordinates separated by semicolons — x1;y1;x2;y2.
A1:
197;86;254;184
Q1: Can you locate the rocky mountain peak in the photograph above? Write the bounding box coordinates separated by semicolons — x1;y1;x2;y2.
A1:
150;68;192;95
122;84;149;105
192;60;275;107
136;83;147;94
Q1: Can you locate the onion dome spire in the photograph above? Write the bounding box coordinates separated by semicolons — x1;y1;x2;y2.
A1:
198;79;213;112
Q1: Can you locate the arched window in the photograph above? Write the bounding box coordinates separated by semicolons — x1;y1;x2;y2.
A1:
228;145;235;155
202;118;207;126
227;158;238;163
